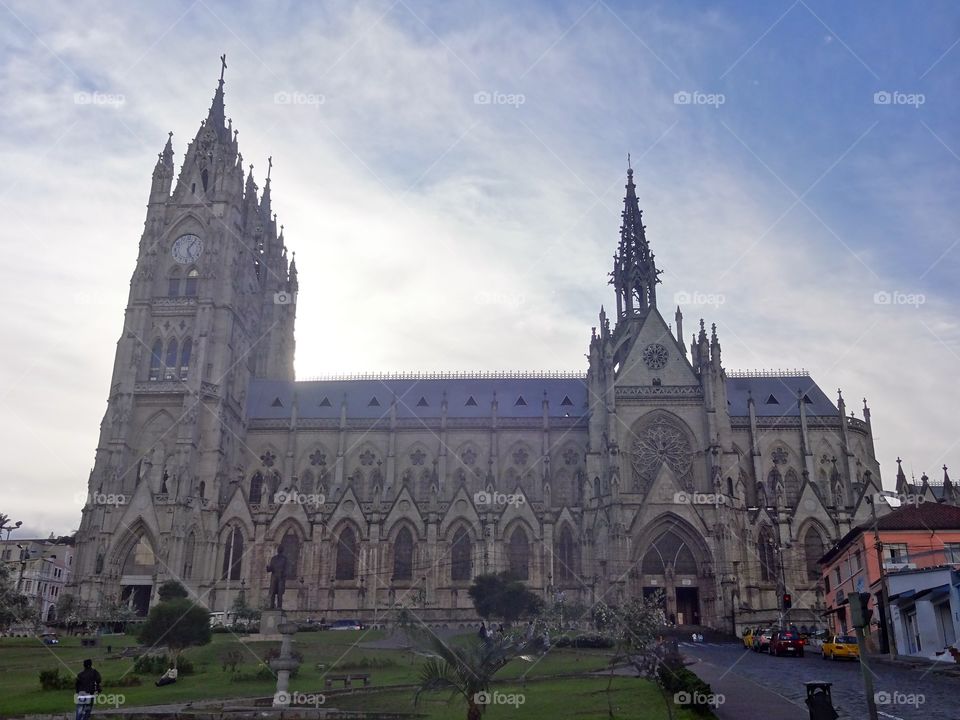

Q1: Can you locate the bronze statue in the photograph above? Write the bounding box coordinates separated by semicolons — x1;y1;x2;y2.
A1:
266;546;288;610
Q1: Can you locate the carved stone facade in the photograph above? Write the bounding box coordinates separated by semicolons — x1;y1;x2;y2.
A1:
70;70;887;632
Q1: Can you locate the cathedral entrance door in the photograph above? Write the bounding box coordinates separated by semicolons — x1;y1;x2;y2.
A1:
676;587;700;626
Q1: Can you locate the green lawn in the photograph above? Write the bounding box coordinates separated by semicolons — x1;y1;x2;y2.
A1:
0;631;690;719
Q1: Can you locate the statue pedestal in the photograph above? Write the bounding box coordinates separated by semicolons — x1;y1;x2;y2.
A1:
244;609;286;642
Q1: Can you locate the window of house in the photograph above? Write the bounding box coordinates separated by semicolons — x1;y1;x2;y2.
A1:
834;567;842;586
945;543;960;564
885;543;909;564
854;550;862;570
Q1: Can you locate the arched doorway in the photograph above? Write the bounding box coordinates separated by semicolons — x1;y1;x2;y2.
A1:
635;519;712;627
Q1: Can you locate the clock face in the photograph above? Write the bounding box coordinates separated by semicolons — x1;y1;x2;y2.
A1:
171;234;203;264
642;343;669;370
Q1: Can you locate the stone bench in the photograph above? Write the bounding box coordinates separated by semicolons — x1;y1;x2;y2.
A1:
324;673;371;689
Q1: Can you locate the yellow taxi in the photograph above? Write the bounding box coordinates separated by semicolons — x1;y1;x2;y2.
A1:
822;634;860;661
742;627;755;649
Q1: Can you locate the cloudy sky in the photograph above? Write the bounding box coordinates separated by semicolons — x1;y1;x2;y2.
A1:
1;0;958;536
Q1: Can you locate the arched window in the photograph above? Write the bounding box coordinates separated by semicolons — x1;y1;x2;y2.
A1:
179;338;192;380
335;527;358;581
451;527;472;581
641;530;698;575
784;469;800;507
280;531;300;579
184;268;199;297
122;535;155;575
164;339;178;380
221;527;243;581
268;471;282;501
249;472;264;504
553;471;569;507
555;526;578;582
149;340;163;381
393;527;414;581
167;270;181;297
508;527;530;580
803;526;825;581
767;468;782;503
182;531;196;579
757;527;777;582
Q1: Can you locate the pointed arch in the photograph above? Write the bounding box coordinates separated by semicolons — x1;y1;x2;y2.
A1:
554;524;579;583
335;524;359;581
184;267;199;297
179;338;192;380
784;468;801;507
167;267;181;297
163;338;178;380
767;467;783;502
122;535;156;575
801;523;826;581
300;469;314;495
220;525;244;581
149;340;163;381
757;526;777;582
279;530;301;579
641;530;697;575
249;471;264;504
450;525;472;582
392;526;414;581
507;525;530;580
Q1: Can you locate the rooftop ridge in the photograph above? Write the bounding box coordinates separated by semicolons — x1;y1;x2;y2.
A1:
726;369;810;378
297;370;588;382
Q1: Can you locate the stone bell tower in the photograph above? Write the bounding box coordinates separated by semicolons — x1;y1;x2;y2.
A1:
72;56;297;612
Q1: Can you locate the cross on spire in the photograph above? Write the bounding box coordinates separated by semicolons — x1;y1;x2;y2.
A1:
220;53;227;83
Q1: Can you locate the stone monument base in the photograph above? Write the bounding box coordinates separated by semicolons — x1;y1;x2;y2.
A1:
243;609;286;641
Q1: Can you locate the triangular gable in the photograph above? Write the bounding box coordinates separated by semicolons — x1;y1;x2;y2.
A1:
116;480;163;542
383;485;427;536
219;484;256;538
327;487;368;538
613;308;699;387
267;497;312;539
496;488;539;540
440;486;483;538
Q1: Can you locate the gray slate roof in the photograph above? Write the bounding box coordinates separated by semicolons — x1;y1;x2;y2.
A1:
247;373;837;421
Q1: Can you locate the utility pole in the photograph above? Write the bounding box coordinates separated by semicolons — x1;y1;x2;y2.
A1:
851;592;879;720
867;494;897;657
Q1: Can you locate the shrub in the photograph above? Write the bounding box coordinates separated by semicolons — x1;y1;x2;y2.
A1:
104;676;143;688
221;648;243;672
133;653;195;676
658;665;714;716
333;655;398;670
554;633;615;649
39;668;72;690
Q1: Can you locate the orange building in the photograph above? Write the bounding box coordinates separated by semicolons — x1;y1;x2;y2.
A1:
819;501;960;653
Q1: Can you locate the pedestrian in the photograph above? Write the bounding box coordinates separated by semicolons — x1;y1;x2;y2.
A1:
525;620;535;641
478;621;488;642
155;663;178;686
74;659;102;720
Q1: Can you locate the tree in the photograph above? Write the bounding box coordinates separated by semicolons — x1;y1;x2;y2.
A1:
414;630;526;720
468;572;543;624
0;560;35;632
138;598;211;658
230;592;260;628
157;580;189;601
605;594;672;720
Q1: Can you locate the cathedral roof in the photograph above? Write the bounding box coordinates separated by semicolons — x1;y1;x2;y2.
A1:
246;376;590;420
725;373;837;417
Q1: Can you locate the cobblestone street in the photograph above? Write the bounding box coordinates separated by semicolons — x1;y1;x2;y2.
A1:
683;642;958;720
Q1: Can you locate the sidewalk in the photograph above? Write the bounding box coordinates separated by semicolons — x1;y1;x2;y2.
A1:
689;657;809;720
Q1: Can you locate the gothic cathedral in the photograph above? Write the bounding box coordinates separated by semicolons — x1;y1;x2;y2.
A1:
72;66;885;632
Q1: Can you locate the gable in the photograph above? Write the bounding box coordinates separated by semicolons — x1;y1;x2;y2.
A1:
613;309;699;387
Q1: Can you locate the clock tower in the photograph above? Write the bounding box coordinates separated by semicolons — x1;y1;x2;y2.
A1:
72;58;297;612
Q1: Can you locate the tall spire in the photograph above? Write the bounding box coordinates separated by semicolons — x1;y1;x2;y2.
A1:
206;54;228;137
611;160;661;319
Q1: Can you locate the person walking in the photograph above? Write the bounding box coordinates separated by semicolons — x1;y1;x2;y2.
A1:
74;659;102;720
478;621;488;642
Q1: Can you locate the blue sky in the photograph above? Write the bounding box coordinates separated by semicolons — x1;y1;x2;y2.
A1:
0;0;958;535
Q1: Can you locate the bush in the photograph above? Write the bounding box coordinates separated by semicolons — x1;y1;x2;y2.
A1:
658;665;714;716
104;676;143;688
554;634;615;649
39;668;72;690
333;655;398;671
133;653;195;676
229;666;274;683
221;648;243;672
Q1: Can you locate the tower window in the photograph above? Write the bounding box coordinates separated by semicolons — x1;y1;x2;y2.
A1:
515;396;527;406
765;394;779;405
465;396;478;407
149;340;163;381
167;275;181;297
164;339;179;380
179;338;192;380
184;268;199;297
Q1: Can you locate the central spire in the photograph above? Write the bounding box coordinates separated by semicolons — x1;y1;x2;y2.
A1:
610;160;661;319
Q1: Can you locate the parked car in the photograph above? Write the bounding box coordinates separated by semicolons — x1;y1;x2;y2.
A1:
329;619;365;631
742;627;755;649
752;627;775;652
769;629;804;657
822;634;859;661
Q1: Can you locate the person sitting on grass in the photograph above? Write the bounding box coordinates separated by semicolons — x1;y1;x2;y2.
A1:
155;664;178;686
74;659;102;720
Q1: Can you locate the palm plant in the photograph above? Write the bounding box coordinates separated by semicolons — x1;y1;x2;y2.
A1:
414;631;524;720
